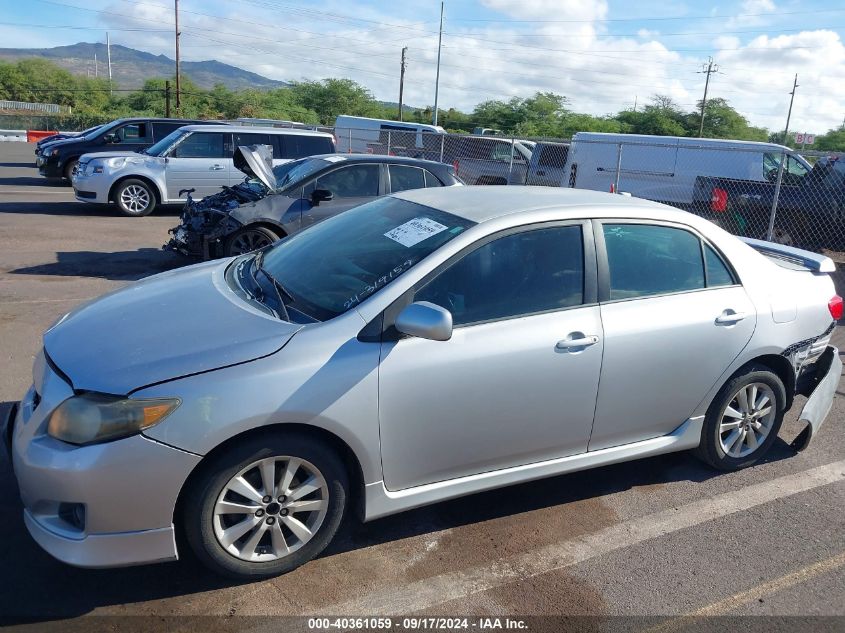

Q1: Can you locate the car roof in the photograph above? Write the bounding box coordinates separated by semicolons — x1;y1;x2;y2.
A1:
180;125;332;136
391;186;679;223
303;154;451;168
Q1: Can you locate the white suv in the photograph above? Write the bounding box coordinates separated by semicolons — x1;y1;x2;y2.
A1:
71;125;336;216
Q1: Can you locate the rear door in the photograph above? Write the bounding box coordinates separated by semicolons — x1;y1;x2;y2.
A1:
588;221;755;450
165;131;232;200
300;163;382;228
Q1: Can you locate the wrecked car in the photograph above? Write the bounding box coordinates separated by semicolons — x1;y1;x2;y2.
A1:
166;146;463;259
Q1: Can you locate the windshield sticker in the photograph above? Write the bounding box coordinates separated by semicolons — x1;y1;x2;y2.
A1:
384;217;448;248
323;155;346;163
343;259;415;311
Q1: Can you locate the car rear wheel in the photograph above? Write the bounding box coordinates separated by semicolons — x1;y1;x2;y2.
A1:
183;433;348;579
695;364;786;471
114;179;157;217
225;226;280;257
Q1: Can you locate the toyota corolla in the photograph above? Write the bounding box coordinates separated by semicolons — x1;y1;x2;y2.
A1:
4;187;840;579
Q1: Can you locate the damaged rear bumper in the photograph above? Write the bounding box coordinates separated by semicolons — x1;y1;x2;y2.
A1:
793;346;841;451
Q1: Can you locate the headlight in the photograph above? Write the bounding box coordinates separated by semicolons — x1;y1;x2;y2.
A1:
47;393;180;445
105;157;126;169
50;148;60;156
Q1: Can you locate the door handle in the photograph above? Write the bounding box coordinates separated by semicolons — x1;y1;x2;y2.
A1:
209;165;225;171
556;335;599;350
715;310;746;325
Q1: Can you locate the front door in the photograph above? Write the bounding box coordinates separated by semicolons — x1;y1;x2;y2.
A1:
165;132;232;201
588;222;756;450
300;163;382;229
378;222;604;490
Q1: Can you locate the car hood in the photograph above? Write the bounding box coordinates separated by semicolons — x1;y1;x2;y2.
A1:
43;259;303;394
234;144;276;190
79;151;151;162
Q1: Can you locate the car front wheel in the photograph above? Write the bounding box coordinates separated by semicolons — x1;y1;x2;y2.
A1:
114;179;157;216
695;363;786;471
183;433;348;579
224;226;280;257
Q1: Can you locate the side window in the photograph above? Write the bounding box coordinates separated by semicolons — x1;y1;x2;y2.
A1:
603;224;705;299
415;225;584;327
234;133;272;152
152;122;181;140
490;143;512;162
786;155;809;177
171;132;226;159
389;165;425;193
281;135;334;159
424;170;443;187
314;164;380;197
704;243;736;287
116;123;149;142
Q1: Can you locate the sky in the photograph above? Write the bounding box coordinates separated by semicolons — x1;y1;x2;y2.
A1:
2;0;845;135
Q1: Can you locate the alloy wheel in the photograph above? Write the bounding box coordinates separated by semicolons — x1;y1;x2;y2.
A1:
230;230;274;255
212;456;329;562
120;185;151;214
718;382;776;458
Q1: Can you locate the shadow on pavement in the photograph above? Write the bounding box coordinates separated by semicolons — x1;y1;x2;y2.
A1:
0;176;67;187
0;200;181;216
9;249;190;281
0;409;800;622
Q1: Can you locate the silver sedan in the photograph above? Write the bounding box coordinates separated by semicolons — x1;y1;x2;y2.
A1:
5;187;840;579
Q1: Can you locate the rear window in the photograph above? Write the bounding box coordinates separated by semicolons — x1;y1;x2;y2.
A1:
280;135;335;159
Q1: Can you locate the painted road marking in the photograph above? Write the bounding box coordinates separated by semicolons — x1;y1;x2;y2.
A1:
317;460;845;616
645;551;845;632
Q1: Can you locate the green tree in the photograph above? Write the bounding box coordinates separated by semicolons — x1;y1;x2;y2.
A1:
288;78;381;124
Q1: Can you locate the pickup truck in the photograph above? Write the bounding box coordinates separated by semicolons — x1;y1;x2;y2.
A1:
447;136;534;185
690;156;845;249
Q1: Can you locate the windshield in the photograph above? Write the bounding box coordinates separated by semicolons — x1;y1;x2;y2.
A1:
85;119;123;140
277;157;333;189
259;197;474;320
145;129;187;157
271;158;308;185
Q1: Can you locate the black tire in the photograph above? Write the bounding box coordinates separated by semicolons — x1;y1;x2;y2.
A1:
695;363;786;471
182;432;348;580
63;159;78;183
113;178;157;217
224;226;280;257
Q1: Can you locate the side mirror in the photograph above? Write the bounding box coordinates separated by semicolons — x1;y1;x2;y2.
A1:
395;301;453;341
310;188;334;205
103;133;119;144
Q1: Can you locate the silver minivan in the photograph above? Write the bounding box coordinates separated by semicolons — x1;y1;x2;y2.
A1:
71;125;335;216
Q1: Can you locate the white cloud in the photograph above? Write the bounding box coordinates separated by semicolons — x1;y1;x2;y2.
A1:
479;0;608;22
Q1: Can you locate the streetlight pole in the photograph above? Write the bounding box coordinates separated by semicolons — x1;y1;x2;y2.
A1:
398;46;407;122
174;0;181;113
432;1;443;126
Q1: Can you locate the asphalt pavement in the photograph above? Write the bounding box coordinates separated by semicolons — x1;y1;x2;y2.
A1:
0;142;842;629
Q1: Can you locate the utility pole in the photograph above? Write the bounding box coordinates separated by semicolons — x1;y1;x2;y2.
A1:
633;94;637;112
94;52;98;78
783;74;799;144
165;80;172;118
106;32;112;94
174;0;182;113
398;46;408;122
697;57;718;137
432;1;443;126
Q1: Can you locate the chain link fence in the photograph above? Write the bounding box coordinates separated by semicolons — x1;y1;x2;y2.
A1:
337;127;844;254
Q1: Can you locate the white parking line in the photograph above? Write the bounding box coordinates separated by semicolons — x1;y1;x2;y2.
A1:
317;460;845;616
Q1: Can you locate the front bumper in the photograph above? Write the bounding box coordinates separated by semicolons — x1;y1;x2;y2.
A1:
38;159;62;178
793;346;842;450
9;358;202;568
71;171;110;204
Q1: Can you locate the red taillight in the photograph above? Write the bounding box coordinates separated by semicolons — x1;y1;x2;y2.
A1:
711;188;728;212
829;295;843;320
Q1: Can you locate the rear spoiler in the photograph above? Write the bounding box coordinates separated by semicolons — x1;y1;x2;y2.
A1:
740;237;836;273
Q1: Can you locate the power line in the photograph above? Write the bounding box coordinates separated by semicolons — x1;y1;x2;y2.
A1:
451;8;845;23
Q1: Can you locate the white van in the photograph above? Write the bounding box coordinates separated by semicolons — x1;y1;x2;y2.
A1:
334;115;446;159
564;132;812;207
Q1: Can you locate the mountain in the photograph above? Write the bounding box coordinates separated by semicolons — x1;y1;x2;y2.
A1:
0;42;288;91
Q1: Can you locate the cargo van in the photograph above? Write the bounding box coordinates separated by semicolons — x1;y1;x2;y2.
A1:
334;115;446;159
564;132;812;207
